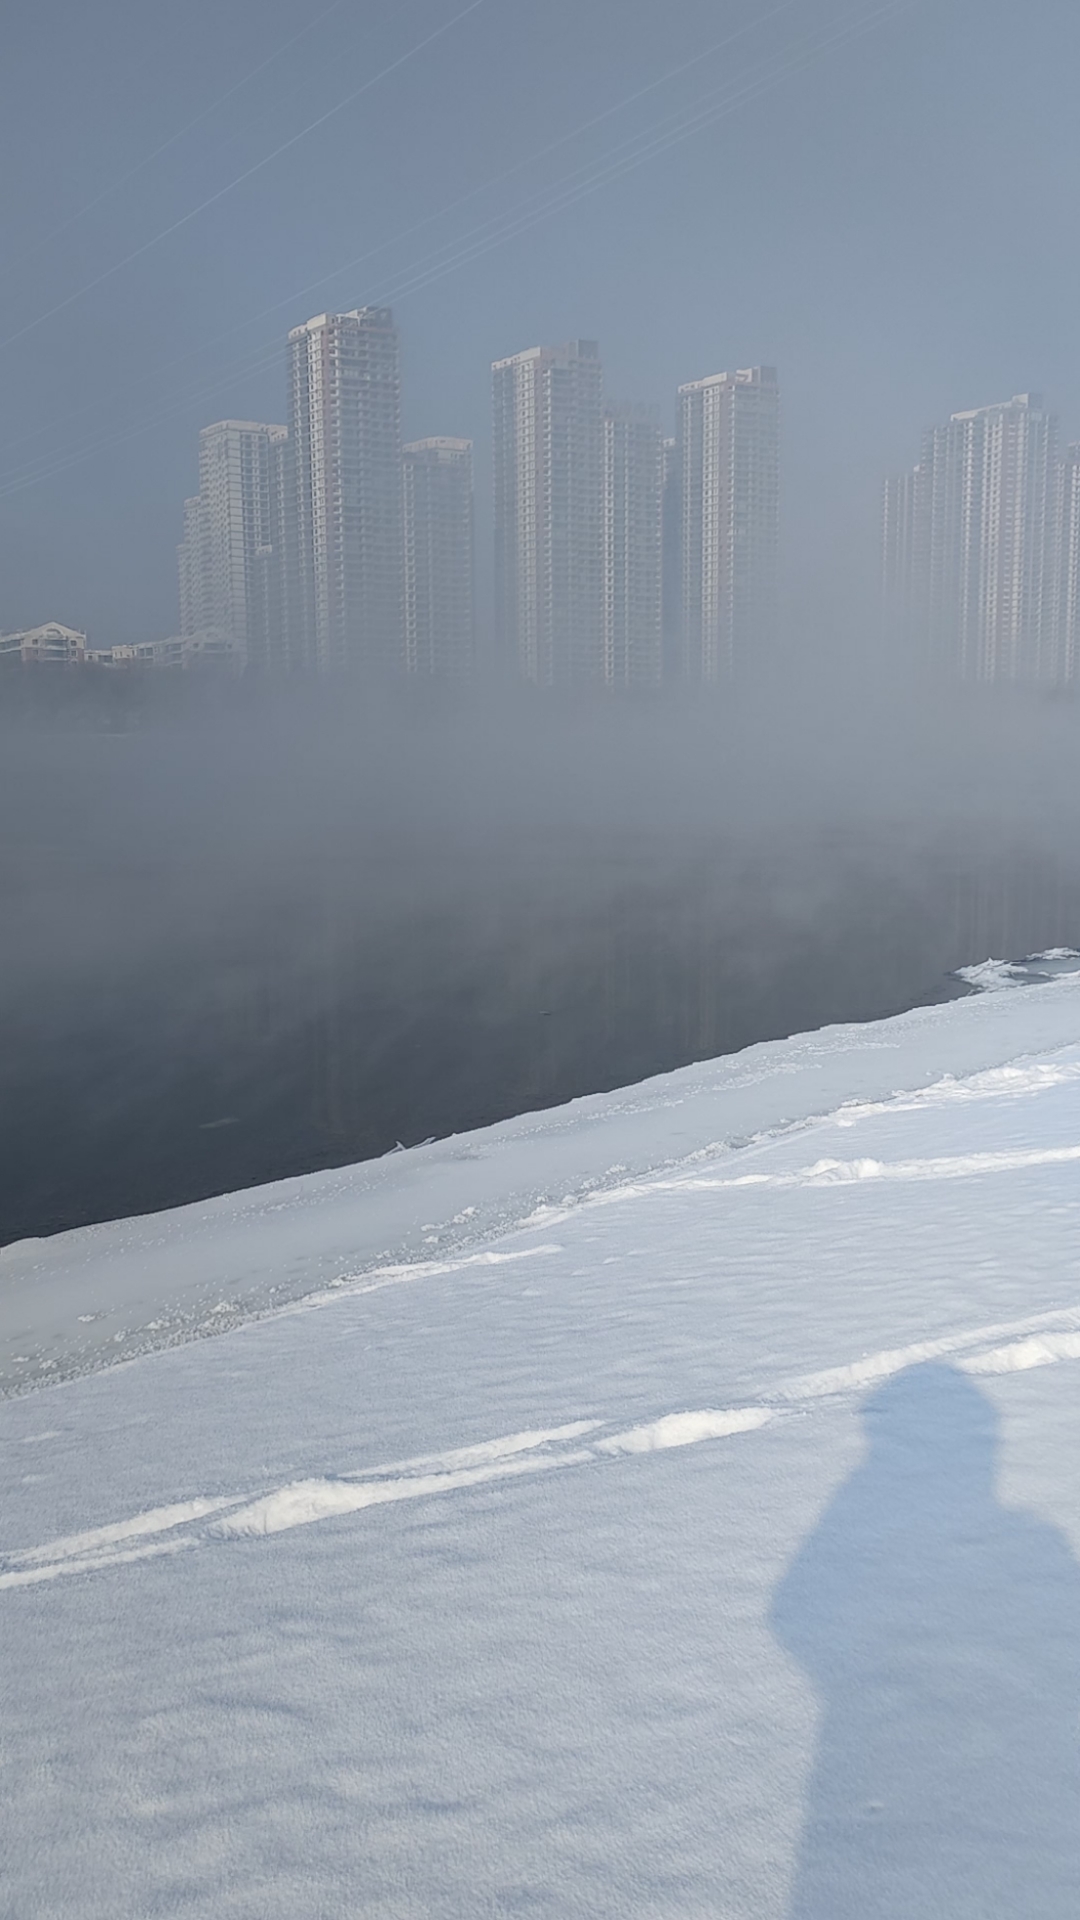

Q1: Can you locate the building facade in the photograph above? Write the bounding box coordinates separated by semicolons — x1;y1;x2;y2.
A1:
883;393;1061;683
881;465;923;648
177;420;288;670
1056;443;1080;687
0;623;89;664
492;339;604;685
177;495;203;639
402;438;474;676
602;407;664;686
287;307;404;674
678;366;779;682
661;435;682;677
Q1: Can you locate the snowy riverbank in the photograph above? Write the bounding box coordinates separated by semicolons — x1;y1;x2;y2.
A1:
5;967;1080;1914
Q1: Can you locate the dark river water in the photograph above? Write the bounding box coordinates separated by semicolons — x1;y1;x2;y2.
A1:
3;676;1078;1247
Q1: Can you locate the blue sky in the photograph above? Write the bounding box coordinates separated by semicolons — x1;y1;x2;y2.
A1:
1;0;1077;644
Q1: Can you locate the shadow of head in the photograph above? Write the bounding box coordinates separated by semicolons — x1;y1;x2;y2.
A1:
859;1361;997;1503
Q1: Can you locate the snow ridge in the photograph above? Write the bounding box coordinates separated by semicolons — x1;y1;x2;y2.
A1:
7;1303;1080;1593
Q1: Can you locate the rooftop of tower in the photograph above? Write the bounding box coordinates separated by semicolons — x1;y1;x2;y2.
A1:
288;307;395;338
491;339;600;371
678;366;778;395
950;393;1045;422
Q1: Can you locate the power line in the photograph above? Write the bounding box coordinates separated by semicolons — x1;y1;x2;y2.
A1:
0;0;920;505
10;0;351;268
0;0;914;501
0;0;487;354
0;0;804;474
364;0;916;309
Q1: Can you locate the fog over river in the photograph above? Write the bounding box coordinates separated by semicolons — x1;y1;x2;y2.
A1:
3;673;1078;1249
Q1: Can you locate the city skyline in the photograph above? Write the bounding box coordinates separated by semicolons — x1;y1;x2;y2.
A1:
162;316;783;687
14;327;1080;697
2;2;1078;657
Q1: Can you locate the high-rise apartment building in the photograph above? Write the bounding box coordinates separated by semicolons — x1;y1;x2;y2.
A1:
1056;443;1080;687
883;393;1061;682
881;466;923;646
492;339;604;685
178;495;201;636
661;435;681;677
678;366;779;681
287;307;404;674
602;407;663;686
402;438;474;676
177;420;288;668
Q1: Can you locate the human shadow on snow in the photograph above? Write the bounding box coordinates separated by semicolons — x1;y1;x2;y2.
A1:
771;1362;1080;1918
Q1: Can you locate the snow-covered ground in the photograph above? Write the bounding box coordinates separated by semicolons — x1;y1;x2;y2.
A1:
5;967;1080;1915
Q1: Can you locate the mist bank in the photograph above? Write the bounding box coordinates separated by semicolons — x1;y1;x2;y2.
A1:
2;666;1079;1246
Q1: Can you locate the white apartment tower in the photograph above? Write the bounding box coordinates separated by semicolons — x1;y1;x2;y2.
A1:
1056;443;1080;686
602;407;664;686
177;420;288;668
402;438;474;676
661;434;681;675
492;339;604;684
884;393;1060;682
178;494;202;636
678;366;779;680
881;465;923;644
287;307;404;674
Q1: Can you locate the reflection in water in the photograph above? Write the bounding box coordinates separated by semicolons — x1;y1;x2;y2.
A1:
2;675;1079;1244
2;834;1077;1245
771;1365;1080;1917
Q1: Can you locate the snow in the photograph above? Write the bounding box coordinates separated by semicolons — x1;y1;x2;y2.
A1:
4;950;1080;1399
4;966;1080;1914
954;944;1080;990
